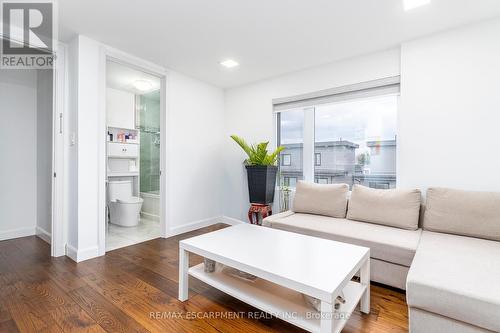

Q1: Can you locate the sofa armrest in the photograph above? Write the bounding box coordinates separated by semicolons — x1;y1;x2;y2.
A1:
262;210;295;227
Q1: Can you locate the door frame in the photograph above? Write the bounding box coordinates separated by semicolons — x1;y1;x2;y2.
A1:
97;46;169;256
51;41;67;257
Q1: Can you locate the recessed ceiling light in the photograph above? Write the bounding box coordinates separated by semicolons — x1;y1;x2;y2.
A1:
134;80;153;92
220;59;239;68
403;0;430;11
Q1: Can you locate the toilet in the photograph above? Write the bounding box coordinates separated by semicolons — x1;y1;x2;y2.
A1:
108;180;144;227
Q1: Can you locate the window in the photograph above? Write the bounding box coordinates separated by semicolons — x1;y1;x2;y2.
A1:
281;154;291;166
316;177;329;184
315;153;321;166
278;109;304;186
283;177;297;187
314;95;397;189
275;79;399;189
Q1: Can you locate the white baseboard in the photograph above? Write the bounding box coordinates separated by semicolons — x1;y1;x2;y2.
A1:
166;215;246;238
0;226;36;241
66;244;99;263
140;211;160;222
167;216;222;237
220;216;246;226
63;215;245;261
36;226;51;244
66;244;78;261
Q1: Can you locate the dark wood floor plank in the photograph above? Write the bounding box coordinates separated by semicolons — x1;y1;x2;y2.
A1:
81;271;212;333
0;319;19;333
0;256;13;275
97;253;180;298
0;307;10;325
0;226;409;333
0;240;33;270
13;236;50;261
4;288;64;333
199;286;306;333
187;293;283;333
69;286;150;333
97;250;212;300
49;302;106;333
105;248;181;282
8;274;105;333
0;296;12;324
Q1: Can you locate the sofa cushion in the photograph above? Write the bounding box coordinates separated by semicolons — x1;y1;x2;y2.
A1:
407;231;500;332
409;308;493;333
263;212;421;266
424;187;500;241
292;181;349;218
346;185;421;230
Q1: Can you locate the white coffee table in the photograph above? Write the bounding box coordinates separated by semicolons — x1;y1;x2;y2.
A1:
178;224;370;333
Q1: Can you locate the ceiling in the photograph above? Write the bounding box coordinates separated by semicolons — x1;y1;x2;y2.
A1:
106;60;161;95
59;0;500;89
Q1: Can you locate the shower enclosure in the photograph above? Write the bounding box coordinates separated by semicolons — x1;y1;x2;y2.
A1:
138;90;160;221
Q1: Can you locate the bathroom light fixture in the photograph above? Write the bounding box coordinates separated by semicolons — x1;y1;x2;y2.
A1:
220;59;239;68
133;80;153;91
403;0;430;11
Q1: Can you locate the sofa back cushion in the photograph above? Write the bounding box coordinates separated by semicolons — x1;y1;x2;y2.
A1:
347;185;421;230
423;187;500;241
292;181;349;218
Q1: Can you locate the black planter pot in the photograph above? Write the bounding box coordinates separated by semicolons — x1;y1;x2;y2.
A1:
245;165;278;204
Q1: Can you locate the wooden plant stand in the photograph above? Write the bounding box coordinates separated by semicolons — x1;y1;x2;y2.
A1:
248;203;272;225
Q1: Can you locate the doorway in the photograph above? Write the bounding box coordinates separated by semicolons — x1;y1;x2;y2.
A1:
103;58;166;252
0;62;62;256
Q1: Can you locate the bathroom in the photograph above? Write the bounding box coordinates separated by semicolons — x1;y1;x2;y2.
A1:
105;60;162;251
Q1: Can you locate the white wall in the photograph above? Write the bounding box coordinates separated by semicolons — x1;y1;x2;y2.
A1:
223;49;401;221
66;35;102;260
61;18;500;258
167;71;225;233
223;18;500;222
0;70;37;240
65;35;226;260
399;18;500;193
36;69;53;242
66;37;79;249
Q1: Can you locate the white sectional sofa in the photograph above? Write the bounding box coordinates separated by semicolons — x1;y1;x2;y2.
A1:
264;182;423;290
263;182;500;333
406;188;500;333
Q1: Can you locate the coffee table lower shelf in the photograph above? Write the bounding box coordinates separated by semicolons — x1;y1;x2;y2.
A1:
189;263;366;333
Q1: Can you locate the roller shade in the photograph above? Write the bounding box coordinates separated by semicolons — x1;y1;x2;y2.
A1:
273;76;400;112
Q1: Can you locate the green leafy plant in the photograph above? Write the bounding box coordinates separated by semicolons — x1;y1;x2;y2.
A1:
230;135;285;166
357;152;371;166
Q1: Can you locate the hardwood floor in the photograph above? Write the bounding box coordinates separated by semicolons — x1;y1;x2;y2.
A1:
0;224;409;333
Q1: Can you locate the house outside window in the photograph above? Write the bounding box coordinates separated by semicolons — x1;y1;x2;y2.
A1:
277;109;304;185
276;78;399;189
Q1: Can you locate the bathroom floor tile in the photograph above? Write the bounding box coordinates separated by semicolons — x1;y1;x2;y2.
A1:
105;218;160;251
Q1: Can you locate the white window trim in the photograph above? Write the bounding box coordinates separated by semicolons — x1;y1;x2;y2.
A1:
275;78;400;187
302;107;315;182
273;76;400;112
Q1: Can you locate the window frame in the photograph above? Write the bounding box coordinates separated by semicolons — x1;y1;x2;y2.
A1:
276;89;399;188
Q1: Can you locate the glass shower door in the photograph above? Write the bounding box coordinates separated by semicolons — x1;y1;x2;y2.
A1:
138;90;161;195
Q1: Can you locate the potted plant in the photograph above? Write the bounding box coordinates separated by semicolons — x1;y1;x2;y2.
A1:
231;135;285;204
